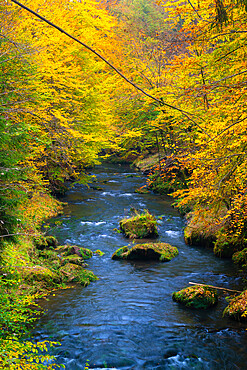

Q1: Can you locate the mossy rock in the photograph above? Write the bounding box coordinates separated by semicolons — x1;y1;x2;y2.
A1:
56;245;93;259
18;265;59;285
112;243;178;262
94;249;105;256
45;236;58;248
33;235;48;250
34;235;58;250
119;210;158;239
61;255;85;266
112;246;129;260
39;249;59;260
232;248;247;267
59;263;98;286
79;247;93;259
184;226;215;248
213;238;241;258
172;285;218;309
223;290;247;321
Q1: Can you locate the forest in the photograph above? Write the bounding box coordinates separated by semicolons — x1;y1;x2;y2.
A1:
1;0;247;368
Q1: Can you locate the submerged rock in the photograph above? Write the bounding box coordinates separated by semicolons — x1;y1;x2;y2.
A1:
223;290;247;321
119;210;158;239
172;285;218;309
112;242;178;262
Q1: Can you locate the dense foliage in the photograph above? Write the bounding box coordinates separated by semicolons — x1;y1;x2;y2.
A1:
1;0;247;367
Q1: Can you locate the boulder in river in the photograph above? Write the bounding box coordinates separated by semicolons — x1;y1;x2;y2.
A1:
112;242;178;262
119;210;158;239
172;285;218;309
223;290;247;321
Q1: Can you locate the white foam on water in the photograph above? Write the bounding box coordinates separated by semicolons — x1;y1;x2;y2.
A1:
118;193;133;197
101;191;115;196
165;230;180;237
80;221;106;226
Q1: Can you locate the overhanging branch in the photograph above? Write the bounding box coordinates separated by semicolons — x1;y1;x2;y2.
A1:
10;0;210;137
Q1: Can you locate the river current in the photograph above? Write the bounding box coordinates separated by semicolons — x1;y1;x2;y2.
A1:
33;163;247;369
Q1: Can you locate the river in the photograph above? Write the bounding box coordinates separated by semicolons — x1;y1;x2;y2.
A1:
32;163;247;369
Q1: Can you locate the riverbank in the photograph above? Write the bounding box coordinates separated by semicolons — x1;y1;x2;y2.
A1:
0;189;98;369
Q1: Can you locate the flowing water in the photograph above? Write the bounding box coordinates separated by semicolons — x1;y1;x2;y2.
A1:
33;163;247;369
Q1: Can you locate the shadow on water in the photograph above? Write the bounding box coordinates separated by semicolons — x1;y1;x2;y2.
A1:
32;163;246;369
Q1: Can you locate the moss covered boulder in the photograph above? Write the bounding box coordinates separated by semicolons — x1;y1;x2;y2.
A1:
232;248;247;268
223;290;247;321
61;255;86;266
119;210;158;239
33;235;58;250
59;263;98;286
18;265;59;285
172;285;218;309
56;245;93;259
213;237;242;258
112;243;178;262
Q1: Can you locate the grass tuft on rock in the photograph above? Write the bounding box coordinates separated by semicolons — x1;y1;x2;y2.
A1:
119;209;158;239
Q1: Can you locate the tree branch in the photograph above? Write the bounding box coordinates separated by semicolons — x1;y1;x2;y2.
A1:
10;0;209;132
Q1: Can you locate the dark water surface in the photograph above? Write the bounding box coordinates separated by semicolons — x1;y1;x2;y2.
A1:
32;164;247;369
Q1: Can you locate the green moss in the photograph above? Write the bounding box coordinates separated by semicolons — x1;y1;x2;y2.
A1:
38;249;59;260
56;245;93;259
45;235;58;248
79;247;93;259
213;236;242;258
61;255;85;266
33;235;58;250
232;248;247;267
33;235;48;250
94;249;105;256
119;210;158;239
59;263;98;286
172;285;218;309
17;265;60;286
223;290;247;321
112;243;178;262
112;246;129;260
184;225;215;248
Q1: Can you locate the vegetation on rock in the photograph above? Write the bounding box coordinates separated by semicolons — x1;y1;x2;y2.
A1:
119;210;158;239
223;290;247;321
112;242;178;262
172;285;218;309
